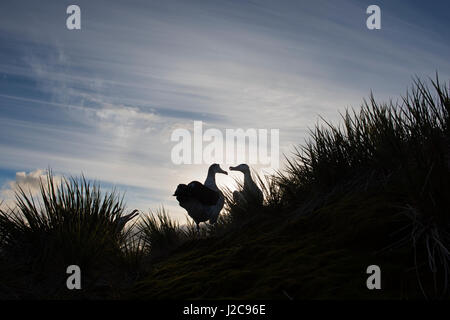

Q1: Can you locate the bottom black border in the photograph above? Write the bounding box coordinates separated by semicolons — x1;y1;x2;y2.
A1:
0;300;445;318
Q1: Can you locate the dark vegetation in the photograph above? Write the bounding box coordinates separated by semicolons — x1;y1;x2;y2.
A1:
0;76;449;299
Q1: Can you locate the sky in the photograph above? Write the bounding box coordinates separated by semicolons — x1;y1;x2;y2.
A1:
0;0;449;222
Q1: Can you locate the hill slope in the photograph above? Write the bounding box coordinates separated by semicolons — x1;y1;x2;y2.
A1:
130;184;428;299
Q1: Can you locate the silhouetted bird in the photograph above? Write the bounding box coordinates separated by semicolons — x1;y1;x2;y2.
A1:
173;164;227;231
115;209;139;232
229;164;263;206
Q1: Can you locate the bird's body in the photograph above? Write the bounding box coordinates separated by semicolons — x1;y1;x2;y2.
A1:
173;164;227;230
230;164;263;206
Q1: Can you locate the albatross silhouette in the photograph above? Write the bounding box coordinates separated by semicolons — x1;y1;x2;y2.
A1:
229;164;263;206
114;209;139;233
173;164;227;231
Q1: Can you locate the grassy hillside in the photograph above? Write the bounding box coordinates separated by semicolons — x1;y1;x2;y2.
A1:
0;76;449;299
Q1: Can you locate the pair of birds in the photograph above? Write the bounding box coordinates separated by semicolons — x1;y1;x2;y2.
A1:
173;163;263;231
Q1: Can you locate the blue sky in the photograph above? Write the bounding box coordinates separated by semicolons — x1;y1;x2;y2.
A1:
0;0;449;221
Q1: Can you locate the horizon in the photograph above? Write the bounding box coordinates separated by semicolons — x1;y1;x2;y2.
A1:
1;0;450;221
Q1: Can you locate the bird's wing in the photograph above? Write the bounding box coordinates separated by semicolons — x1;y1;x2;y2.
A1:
188;181;220;205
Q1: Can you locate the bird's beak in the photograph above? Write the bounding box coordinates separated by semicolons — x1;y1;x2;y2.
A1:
229;166;237;171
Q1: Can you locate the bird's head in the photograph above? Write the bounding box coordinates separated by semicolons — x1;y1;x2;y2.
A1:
208;163;228;175
229;163;250;174
173;184;188;196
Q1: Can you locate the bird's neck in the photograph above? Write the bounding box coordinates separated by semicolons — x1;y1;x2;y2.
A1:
243;171;254;189
204;171;216;189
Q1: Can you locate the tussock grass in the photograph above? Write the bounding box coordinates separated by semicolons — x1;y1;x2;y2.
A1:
277;77;449;206
188;75;450;298
137;208;188;258
0;173;124;264
0;172;141;298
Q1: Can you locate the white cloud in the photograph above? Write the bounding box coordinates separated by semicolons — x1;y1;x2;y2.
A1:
0;169;63;210
11;169;46;191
